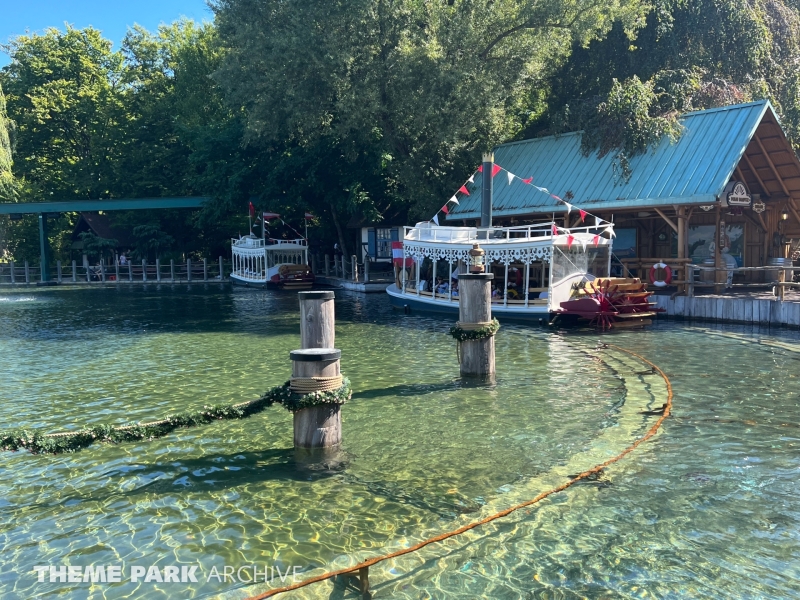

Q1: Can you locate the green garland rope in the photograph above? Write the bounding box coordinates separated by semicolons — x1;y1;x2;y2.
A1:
448;318;500;342
0;379;351;455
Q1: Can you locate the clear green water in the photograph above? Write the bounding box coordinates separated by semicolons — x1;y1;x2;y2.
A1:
0;286;798;599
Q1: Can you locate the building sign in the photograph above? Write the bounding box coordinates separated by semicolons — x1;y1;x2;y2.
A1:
720;181;751;208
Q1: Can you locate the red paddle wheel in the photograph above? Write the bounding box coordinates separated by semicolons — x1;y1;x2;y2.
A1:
558;278;662;329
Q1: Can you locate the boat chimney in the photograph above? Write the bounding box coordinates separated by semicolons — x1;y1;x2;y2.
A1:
481;152;493;228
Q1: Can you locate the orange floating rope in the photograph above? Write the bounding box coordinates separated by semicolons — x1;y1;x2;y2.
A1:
246;343;673;599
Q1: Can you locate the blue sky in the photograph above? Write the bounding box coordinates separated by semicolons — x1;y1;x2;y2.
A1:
1;0;213;67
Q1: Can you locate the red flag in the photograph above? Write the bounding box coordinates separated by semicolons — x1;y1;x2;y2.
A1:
551;224;558;236
491;164;502;177
304;212;315;219
248;202;255;218
477;165;483;172
522;177;533;184
550;194;561;201
262;212;280;221
567;234;574;249
459;185;470;195
442;205;449;214
579;209;587;222
592;235;600;246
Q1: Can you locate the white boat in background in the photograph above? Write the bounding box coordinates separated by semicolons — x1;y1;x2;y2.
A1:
386;221;658;327
230;235;314;289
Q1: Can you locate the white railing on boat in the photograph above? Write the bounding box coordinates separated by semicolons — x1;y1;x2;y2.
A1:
404;221;607;243
231;237;307;249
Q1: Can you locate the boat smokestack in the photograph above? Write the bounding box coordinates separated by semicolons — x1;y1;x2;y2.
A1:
481;152;493;228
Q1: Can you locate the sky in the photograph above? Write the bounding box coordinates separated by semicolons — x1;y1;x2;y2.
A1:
0;0;213;67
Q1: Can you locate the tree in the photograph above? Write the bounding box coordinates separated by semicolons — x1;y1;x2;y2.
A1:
0;27;124;201
533;0;800;154
211;0;650;227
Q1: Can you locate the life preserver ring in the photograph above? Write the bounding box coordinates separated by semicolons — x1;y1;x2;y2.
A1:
649;262;672;287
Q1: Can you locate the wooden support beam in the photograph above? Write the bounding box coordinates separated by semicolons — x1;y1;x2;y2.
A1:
741;152;771;197
786;197;800;227
653;207;678;233
734;166;746;184
741;210;766;233
755;135;792;197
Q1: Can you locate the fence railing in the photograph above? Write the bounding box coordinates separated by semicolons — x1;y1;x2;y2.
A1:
0;257;231;285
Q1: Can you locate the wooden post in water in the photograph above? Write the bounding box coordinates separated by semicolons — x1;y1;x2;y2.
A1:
142;259;147;282
100;259;106;282
57;261;62;283
352;254;358;281
115;260;120;282
457;272;496;379
363;256;370;283
292;291;341;449
170;259;175;281
25;261;30;284
299;290;335;348
290;348;342;448
71;260;76;283
324;254;330;276
128;261;133;282
218;256;224;280
203;258;208;281
10;260;15;284
187;258;192;282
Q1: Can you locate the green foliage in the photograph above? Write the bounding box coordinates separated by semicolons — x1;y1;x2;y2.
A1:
212;0;650;221
0;83;15;201
1;378;351;455
535;0;800;158
449;318;501;342
78;231;118;260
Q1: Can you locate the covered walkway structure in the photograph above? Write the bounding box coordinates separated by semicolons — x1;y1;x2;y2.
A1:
0;197;208;282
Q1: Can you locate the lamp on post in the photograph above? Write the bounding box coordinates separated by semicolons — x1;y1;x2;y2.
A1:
780;208;790;221
469;243;486;274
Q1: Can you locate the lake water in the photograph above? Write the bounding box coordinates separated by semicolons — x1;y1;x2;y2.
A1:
0;286;798;599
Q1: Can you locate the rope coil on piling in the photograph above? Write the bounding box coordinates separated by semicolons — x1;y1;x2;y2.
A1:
290;375;344;393
244;343;673;600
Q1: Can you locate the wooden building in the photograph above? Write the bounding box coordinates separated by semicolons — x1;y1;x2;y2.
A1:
448;101;800;287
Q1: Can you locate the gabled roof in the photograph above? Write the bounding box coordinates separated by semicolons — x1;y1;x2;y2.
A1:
449;100;800;220
71;213;135;247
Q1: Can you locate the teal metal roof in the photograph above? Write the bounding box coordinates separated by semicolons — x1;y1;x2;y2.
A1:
449;100;774;219
0;197;209;215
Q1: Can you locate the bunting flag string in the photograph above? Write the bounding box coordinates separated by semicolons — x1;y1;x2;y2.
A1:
429;161;616;234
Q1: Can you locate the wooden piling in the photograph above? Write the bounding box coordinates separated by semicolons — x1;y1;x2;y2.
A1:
290;348;342;448
170;259;175;281
363;257;370;283
10;260;15;284
57;261;62;283
203;258;208;281
352;254;358;281
100;259;106;282
292;291;341;449
156;258;161;282
115;260;120;282
25;261;30;284
71;260;76;283
187;258;192;282
324;254;330;276
299;291;336;349
458;273;496;378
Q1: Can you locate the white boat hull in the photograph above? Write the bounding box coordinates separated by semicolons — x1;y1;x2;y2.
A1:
386;284;550;321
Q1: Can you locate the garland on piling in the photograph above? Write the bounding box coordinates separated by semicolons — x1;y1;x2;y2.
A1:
0;378;351;455
448;318;500;342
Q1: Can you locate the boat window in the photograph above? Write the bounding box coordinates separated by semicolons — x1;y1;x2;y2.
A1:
551;245;609;283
